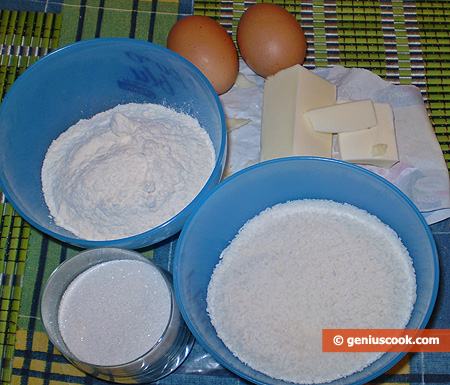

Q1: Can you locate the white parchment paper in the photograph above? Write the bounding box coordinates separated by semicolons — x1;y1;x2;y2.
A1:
219;59;450;225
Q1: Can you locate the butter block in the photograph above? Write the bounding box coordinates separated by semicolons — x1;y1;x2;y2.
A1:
338;103;399;168
260;64;336;162
307;99;377;133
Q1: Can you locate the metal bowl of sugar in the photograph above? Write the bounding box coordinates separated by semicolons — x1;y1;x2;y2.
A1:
0;37;226;249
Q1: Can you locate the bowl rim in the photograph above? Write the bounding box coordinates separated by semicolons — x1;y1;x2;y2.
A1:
0;37;227;249
174;156;440;385
40;247;176;367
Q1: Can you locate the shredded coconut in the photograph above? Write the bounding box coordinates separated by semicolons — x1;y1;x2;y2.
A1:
207;199;417;384
41;103;215;241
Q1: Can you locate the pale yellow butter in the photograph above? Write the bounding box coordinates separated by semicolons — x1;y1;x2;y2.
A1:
338;103;399;168
226;118;251;132
307;99;377;133
259;65;336;162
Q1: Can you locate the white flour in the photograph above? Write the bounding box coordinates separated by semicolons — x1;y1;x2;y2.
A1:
207;199;417;384
41;103;215;241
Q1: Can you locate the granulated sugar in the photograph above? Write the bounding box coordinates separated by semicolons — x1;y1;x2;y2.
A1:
58;259;171;366
207;199;417;384
41;102;215;241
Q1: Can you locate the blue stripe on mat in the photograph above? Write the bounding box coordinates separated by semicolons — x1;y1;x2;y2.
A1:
0;0;63;13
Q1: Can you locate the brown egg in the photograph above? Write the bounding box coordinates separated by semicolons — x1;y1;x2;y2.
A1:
167;15;239;95
237;3;307;78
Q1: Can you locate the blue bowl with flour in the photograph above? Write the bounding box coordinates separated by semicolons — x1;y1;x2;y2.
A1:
0;38;226;249
174;157;439;385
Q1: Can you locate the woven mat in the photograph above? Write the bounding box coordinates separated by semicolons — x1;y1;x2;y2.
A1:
1;1;450;385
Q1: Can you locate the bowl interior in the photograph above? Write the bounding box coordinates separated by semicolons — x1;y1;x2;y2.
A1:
0;38;225;249
174;157;439;385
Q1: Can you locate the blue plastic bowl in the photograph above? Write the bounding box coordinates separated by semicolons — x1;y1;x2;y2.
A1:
0;38;226;249
174;157;439;385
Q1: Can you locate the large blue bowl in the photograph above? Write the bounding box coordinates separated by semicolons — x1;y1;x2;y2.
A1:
0;38;226;249
174;157;439;385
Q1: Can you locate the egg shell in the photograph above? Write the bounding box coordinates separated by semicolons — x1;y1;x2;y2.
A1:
237;3;307;78
167;15;239;95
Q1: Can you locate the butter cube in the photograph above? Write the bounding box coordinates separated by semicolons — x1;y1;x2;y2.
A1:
338;103;399;168
307;99;377;133
260;65;336;162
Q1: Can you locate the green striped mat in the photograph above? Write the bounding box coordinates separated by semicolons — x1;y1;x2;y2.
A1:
0;10;61;384
0;204;30;385
0;10;61;100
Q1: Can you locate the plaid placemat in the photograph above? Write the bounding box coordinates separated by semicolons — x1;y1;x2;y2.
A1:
1;1;450;385
56;0;193;48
